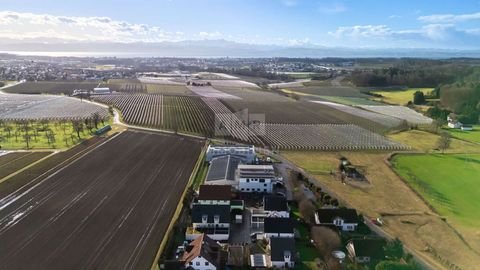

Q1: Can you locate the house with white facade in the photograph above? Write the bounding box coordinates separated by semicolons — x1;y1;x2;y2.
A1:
238;164;277;193
197;185;232;206
188;204;230;241
181;234;222;270
270;238;296;269
314;208;359;232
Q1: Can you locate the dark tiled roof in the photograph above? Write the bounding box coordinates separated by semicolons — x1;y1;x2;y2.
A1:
205;155;241;182
264;218;294;234
198;185;232;201
238;165;275;179
192;204;230;224
270;238;296;262
349;238;385;259
264;195;288;211
316;208;359;224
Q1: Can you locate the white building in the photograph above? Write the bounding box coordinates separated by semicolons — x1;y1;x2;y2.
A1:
270;238;296;269
251;195;290;228
188;204;230;241
92;87;111;94
238;164;277;193
182;234;221;270
314;208;359;232
206;145;256;163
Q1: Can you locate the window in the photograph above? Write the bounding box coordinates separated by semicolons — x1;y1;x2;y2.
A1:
259;179;265;183
246;188;250;191
196;262;200;266
264;189;267;192
264;184;267;187
246;179;250;182
214;215;220;223
202;215;208;223
205;262;209;266
241;188;244;191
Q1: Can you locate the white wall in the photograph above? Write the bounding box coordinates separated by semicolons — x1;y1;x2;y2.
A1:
197;199;230;205
272;260;295;268
184;256;217;270
239;178;272;193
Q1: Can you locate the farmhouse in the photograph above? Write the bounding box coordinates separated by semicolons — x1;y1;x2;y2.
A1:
197;185;232;205
181;234;222;270
204;155;242;187
237;164;278;193
263;218;294;239
314;208;359;231
189;204;230;241
206;145;256;163
447;113;463;129
270;238;296;268
346;238;385;264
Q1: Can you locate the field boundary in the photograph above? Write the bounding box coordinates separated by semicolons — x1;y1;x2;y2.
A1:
150;140;208;270
386;152;480;258
0;152;57;185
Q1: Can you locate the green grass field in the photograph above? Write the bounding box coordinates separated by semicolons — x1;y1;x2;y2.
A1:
445;125;480;144
372;88;433;105
0;120;110;150
316;95;382;105
392;154;480;228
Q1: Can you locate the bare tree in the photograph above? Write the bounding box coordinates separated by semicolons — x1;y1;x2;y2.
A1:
311;226;341;260
437;131;451;154
92;112;100;129
299;198;316;224
71;120;84;139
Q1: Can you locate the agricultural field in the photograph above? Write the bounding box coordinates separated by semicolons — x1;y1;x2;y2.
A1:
3;81;101;95
359;105;433;125
0;152;52;179
445;125;480;144
0;130;203;270
187;85;240;99
283;151;480;269
309;101;405;131
387;130;480;153
92;94;214;136
0;93;109;122
285;85;366;97
0;120;108;149
212;86;288;102
252;124;406;151
392;154;480;254
280;89;380;105
372;88;434;105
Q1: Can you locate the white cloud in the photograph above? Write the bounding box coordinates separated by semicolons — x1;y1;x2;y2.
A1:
197;31;223;39
418;12;480;23
318;2;346;14
287;38;311;46
328;25;391;38
0;11;185;42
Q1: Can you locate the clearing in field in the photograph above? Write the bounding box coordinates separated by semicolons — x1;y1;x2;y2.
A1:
282;151;480;269
387;130;480;153
372;88;433;105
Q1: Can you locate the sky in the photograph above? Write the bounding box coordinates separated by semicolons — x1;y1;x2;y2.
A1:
1;0;480;49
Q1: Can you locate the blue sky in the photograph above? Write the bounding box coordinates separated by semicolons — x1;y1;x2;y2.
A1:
1;0;480;49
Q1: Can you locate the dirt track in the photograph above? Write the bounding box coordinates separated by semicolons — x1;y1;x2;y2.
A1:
0;130;203;270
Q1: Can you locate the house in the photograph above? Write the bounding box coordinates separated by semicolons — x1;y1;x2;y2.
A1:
188;204;230;241
346;238;385;264
197;185;232;205
206;145;256;163
270;238;296;268
238;164;277;193
251;195;289;228
181;234;222;270
264;218;294;239
250;254;270;269
204;155;242;187
314;208;359;231
447;113;463;129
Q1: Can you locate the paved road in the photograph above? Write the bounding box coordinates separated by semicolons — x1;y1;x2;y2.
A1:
0;130;203;270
